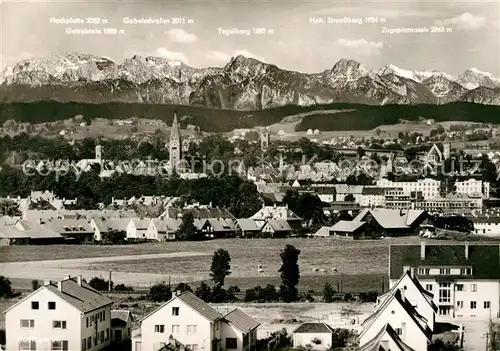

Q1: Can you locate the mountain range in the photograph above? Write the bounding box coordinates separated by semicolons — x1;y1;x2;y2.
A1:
1;53;500;108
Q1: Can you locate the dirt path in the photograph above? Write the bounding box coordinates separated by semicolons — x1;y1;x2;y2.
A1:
0;251;209;287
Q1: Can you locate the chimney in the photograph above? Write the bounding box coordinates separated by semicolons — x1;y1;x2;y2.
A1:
409;267;416;279
175;290;182;296
44;280;51;286
420;242;426;260
57;281;62;292
465;243;469;259
77;275;82;286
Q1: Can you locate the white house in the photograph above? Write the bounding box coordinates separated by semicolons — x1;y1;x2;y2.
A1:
132;291;259;351
126;218;151;239
472;216;500;236
358;323;415;351
146;218;181;241
377;269;437;331
358;289;432;351
389;242;500;320
3;275;113;351
292;322;335;350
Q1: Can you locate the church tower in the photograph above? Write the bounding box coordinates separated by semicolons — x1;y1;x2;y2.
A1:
169;111;182;169
260;129;270;151
95;143;103;162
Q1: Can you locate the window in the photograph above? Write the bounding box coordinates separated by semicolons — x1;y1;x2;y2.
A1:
470;284;477;292
460;268;472;275
19;341;36;351
103;310;105;321
456;301;463;308
172;325;180;333
226;338;238;349
455;284;464;291
425;284;433;291
155;325;165;333
106;328;110;341
31;301;39;310
470;301;477;309
394;328;402;335
50;340;68;351
52;321;67;329
418;268;425;274
86;317;89;327
100;331;104;343
187;325;197;334
82;339;86;351
485;301;491;309
439;289;451;303
87;337;91;349
20;319;35;328
172;307;179;316
439;268;450;275
216;322;219;330
48;301;56;310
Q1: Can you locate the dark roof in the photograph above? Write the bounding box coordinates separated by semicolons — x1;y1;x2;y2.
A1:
166;207;235;220
293;322;334;334
111;310;132;327
362;187;385;196
223;309;260;332
3;277;113;314
389;244;500;280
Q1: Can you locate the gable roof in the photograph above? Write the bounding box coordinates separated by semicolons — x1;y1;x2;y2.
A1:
380;271;437;312
293;322;335;334
3;277;113;315
139;291;223;323
359;324;415;351
223;308;260;332
111;310;133;327
236;218;263;232
354;209;425;229
331;220;366;233
389;244;500;280
250;206;301;221
265;219;292;232
360;289;432;341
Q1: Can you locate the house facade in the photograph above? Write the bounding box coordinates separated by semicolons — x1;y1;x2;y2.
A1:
389;243;500;320
132;291;259;351
292;323;335;350
3;275;113;351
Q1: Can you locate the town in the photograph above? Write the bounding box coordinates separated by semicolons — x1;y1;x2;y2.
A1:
0;111;499;351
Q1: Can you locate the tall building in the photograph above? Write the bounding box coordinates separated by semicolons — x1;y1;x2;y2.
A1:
169;111;182;169
95;143;103;162
260;129;270;151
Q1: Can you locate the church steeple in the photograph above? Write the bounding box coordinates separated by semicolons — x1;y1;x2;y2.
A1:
169;110;182;170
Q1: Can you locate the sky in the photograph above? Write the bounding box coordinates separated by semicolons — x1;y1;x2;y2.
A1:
1;0;499;76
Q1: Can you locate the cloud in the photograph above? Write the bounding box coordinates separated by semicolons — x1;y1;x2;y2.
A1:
335;39;383;56
154;48;189;63
312;6;433;18
436;12;486;30
205;50;264;63
164;29;198;43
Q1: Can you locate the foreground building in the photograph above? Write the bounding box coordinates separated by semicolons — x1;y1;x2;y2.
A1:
389;242;500;319
132;291;260;351
3;275;113;351
292;322;335;350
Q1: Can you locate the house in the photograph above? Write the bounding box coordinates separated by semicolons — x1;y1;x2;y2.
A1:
132;291;259;351
126;218;151;240
111;310;134;342
292;322;335;350
358;187;386;207
249;204;302;230
89;217;110;241
471;216;500;236
235;219;263;237
352;209;427;235
358;323;415;351
389;242;500;319
3;275;113;351
220;308;260;351
329;220;367;240
377;269;437;331
261;219;292;238
146;218;182;241
359;289;432;351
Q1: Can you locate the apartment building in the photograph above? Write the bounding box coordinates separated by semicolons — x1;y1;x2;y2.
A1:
3;275;113;351
389;243;500;319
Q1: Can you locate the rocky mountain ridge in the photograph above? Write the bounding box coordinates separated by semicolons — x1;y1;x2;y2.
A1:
1;53;499;108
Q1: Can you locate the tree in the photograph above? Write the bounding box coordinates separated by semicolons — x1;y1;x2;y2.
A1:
101;230;126;244
89;277;113;291
344;194;355;202
195;282;212;302
0;200;21;216
323;282;335;303
176;212;199;241
278;244;301;302
356;146;365;158
0;276;14;298
174;282;193;293
210;249;231;287
31;280;40;291
149;282;172;302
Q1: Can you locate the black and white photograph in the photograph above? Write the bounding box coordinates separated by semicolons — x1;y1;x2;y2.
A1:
0;0;500;350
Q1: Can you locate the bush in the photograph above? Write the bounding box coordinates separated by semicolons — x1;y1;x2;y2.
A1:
89;277;113;291
359;291;378;303
148;283;172;302
244;285;279;302
114;284;134;292
31;280;40;291
343;293;354;302
0;276;14;298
